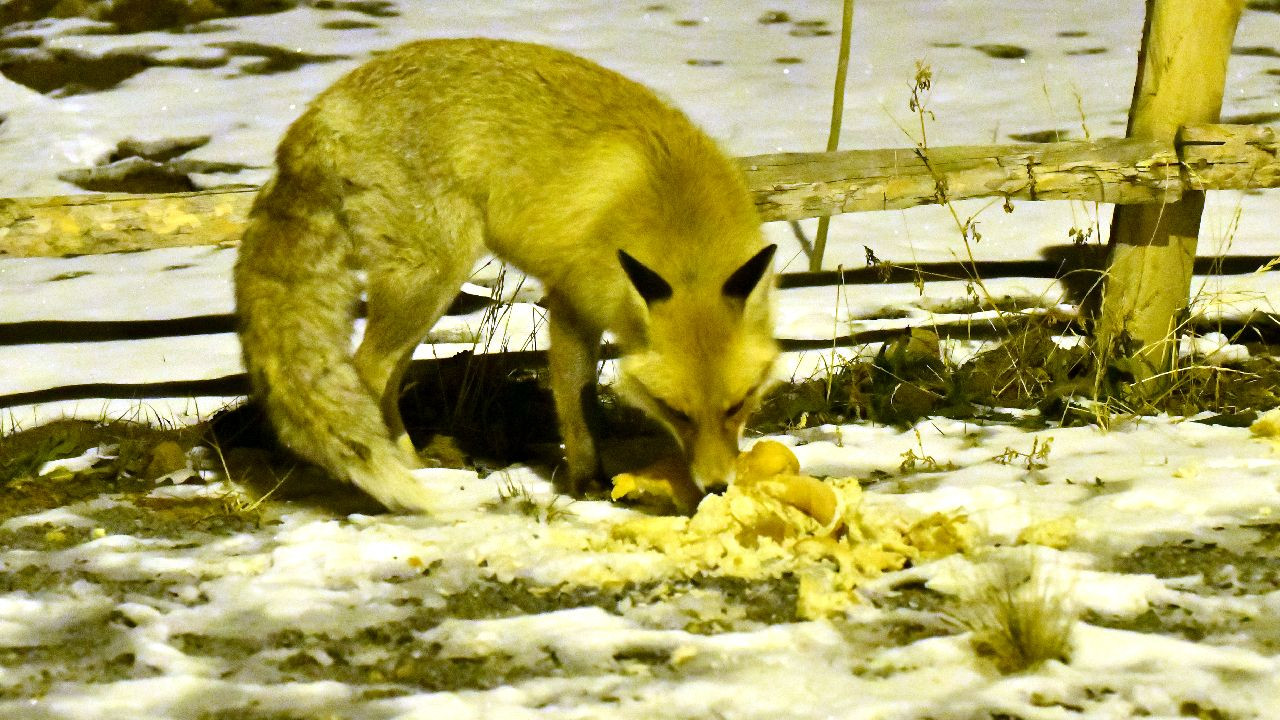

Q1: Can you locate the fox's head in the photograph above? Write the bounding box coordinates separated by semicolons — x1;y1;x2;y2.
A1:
614;244;778;493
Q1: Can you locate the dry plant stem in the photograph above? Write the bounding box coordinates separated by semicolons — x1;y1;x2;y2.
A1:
1094;0;1244;393
904;64;997;309
808;0;855;272
826;266;845;402
454;265;528;428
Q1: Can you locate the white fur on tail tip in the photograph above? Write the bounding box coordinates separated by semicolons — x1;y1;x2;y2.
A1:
349;451;439;513
408;467;513;517
353;471;438;513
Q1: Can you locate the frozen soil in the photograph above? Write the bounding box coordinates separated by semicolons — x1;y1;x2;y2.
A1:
0;424;812;706
1088;533;1280;653
4;355;1280;717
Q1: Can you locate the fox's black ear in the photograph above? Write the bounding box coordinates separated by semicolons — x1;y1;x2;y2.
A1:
618;249;673;305
722;244;776;300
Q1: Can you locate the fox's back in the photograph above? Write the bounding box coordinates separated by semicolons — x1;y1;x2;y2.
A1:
295;40;690;194
281;39;761;292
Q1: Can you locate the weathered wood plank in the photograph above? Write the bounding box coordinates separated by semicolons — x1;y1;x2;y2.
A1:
0;188;255;257
1181;123;1280;192
0;124;1276;258
740;136;1183;219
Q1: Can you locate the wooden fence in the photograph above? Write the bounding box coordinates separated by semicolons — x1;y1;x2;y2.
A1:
2;123;1276;258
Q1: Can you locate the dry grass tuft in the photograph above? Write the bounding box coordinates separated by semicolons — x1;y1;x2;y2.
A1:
945;551;1077;674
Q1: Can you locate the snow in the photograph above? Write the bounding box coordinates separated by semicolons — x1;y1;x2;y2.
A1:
2;0;1280;718
5;415;1280;717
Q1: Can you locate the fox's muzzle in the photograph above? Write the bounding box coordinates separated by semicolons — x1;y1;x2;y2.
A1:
686;426;742;493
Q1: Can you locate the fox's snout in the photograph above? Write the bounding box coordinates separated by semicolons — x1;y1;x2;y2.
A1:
613;245;777;497
683;422;744;494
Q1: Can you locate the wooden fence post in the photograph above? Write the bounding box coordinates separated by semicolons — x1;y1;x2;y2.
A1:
1093;0;1244;392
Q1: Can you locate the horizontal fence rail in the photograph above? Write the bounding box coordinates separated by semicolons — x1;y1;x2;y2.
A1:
745;123;1278;220
0;123;1276;258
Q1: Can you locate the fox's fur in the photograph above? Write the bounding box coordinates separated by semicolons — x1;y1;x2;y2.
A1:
234;38;777;512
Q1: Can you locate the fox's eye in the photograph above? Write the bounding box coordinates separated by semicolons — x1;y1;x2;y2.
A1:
725;384;761;418
656;398;692;424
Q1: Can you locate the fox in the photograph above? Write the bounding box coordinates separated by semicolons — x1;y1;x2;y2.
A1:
234;38;778;513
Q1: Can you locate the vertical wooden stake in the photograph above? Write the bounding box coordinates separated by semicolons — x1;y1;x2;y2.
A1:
1094;0;1243;393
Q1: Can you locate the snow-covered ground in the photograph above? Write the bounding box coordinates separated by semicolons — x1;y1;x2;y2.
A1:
2;1;1280;718
2;0;1279;427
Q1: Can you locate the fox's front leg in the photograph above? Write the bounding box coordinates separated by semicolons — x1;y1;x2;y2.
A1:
546;299;603;493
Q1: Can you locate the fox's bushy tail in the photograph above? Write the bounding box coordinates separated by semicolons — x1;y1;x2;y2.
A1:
233;192;435;512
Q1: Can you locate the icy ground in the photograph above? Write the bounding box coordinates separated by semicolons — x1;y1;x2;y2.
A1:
4;417;1280;719
2;1;1280;718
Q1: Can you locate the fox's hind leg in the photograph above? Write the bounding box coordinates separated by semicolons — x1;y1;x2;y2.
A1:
545;295;604;493
351;194;485;461
355;272;458;460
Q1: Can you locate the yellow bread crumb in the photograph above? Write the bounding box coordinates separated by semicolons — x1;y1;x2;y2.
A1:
1251;408;1280;446
670;644;699;666
607;440;971;617
1017;516;1078;550
610;455;702;515
737;440;802;481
